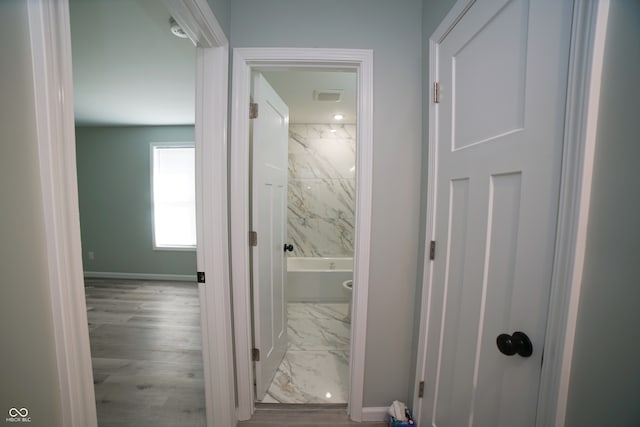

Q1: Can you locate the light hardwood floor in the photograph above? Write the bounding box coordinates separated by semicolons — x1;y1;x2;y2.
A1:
85;279;206;427
86;279;388;427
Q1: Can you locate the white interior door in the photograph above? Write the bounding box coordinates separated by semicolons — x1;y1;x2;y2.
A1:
251;72;289;401
420;0;572;425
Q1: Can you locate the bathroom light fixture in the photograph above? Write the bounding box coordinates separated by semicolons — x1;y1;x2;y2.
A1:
333;114;344;121
169;17;189;39
330;129;337;133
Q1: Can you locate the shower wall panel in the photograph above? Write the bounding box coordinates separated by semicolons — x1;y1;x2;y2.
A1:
287;124;356;257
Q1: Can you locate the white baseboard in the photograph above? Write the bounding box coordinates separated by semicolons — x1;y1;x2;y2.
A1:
361;406;388;422
84;271;197;282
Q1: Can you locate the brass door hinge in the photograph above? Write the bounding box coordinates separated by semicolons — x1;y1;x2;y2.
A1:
249;231;258;247
429;240;436;260
433;82;440;104
252;348;260;362
250;102;259;119
418;381;425;398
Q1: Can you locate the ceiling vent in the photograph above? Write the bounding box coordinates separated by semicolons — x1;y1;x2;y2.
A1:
313;90;343;102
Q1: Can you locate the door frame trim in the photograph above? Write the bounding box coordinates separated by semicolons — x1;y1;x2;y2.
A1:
412;0;610;425
536;1;610;425
230;48;374;421
26;1;233;426
27;2;96;424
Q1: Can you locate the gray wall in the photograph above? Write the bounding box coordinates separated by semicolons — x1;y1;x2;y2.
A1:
206;0;230;39
565;1;640;425
76;126;196;277
230;0;423;406
0;1;63;426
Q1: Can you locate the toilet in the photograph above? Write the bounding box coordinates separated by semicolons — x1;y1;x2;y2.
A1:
342;279;353;321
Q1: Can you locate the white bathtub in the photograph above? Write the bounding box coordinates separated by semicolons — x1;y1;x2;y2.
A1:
286;257;353;302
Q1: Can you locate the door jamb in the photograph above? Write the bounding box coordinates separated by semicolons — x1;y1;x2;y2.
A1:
411;0;610;425
26;1;234;426
535;1;610;425
230;48;374;421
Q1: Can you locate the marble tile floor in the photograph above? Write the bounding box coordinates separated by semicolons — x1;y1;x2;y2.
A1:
85;279;206;427
260;303;351;404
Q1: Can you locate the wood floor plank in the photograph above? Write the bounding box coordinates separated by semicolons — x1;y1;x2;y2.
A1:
86;279;206;427
91;358;204;381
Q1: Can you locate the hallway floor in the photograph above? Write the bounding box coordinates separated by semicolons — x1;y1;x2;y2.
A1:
238;407;386;426
86;280;354;424
260;303;351;404
86;279;206;427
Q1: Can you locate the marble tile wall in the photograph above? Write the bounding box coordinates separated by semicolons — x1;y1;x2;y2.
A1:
288;124;356;258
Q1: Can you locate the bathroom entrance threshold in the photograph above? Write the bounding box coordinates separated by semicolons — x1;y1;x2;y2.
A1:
254;403;348;411
239;404;388;427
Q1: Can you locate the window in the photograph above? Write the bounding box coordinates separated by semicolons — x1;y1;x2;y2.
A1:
151;144;196;249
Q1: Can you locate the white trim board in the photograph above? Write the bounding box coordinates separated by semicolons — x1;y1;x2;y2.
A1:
162;3;236;427
27;1;97;425
192;43;237;427
83;272;197;282
412;0;610;426
361;407;389;422
28;1;233;427
230;48;373;422
537;1;610;426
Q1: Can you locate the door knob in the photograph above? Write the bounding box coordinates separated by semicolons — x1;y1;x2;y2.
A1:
283;243;294;252
496;331;533;357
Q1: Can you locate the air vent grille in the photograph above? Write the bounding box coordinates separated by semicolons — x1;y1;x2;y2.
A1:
313;90;343;102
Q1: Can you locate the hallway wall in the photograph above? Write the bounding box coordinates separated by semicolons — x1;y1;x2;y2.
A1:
230;0;423;406
565;1;640;425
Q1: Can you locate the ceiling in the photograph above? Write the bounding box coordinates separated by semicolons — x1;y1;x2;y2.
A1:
262;70;356;124
69;0;356;126
69;0;196;126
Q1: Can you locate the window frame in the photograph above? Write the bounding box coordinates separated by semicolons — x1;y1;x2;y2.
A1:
150;141;197;251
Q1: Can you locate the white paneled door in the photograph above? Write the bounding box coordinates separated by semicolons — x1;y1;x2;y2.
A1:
420;0;572;425
251;73;289;401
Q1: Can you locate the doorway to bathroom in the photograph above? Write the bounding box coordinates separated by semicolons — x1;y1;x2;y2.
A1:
230;48;373;421
251;69;357;404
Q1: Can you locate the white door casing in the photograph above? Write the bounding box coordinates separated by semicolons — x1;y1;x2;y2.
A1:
418;0;573;426
230;48;373;421
251;73;289;401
